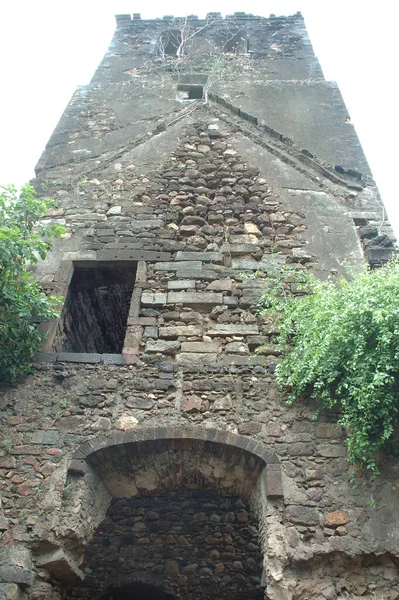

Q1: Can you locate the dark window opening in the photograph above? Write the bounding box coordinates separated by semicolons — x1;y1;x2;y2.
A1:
101;583;175;600
159;29;182;56
177;84;204;99
59;263;136;354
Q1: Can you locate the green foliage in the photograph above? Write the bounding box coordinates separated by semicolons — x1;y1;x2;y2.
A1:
258;261;399;475
0;184;64;382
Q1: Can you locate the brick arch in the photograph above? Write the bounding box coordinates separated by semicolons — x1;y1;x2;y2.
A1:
69;426;283;499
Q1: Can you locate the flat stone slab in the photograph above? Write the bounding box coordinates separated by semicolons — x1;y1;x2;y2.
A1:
181;342;220;353
223;244;261;256
141;292;167;306
57;352;102;363
176;353;218;365
168;292;223;306
207;324;259;336
175;251;223;263
145;340;181;355
168;280;196;290
206;279;233;292
154;261;203;271
159;325;202;338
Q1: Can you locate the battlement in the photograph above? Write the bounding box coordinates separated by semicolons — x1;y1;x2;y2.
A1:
115;11;303;28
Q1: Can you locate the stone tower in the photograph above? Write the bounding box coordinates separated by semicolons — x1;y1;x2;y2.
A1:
1;11;398;600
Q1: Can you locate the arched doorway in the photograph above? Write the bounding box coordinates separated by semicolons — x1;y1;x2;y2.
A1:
58;428;282;600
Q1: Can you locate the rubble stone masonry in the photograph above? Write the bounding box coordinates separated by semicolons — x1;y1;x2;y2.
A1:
0;11;398;600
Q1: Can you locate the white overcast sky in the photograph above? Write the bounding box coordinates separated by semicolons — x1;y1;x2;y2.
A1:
0;1;398;238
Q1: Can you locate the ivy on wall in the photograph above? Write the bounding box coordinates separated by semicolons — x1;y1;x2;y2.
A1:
0;185;64;382
258;261;399;475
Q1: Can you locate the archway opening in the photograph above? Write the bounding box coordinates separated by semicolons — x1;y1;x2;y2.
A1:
62;430;281;600
66;489;265;600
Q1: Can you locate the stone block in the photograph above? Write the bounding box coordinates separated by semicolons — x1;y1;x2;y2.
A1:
98;249;171;262
206;279;233;291
167;292;223;307
31;430;60;445
213;395;233;410
176;353;218;365
247;335;269;349
229;234;259;244
223;296;238;307
318;443;347;458
145;340;181;355
62;250;97;261
316;423;343;438
181;395;202;413
220;355;266;366
125;397;155;410
175;251;223;263
56;353;101;363
144;326;158;338
102;354;125;365
238;421;261;435
266;465;284;498
141;292;167;307
154;261;203;271
176;268;205;280
223;244;261;256
285;505;319;526
207;324;259;336
35;548;83;583
324;511;350;527
167;280;196;290
243;223;261;236
225;342;249;355
159;325;202;338
35;352;58;363
130;219;164;231
181;342;220;353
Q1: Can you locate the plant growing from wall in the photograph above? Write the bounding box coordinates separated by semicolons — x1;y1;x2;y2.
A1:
257;260;399;475
0;184;64;382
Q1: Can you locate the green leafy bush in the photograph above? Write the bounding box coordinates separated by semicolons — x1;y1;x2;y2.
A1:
258;261;399;474
0;184;64;382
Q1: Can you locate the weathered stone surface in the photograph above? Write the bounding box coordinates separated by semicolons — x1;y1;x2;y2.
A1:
285;505;320;526
324;511;350;527
213;395;233;410
167;280;196;290
176;353;218;365
181;395;203;413
159;326;202;338
231;256;285;271
145;340;181;354
225;342;249;355
141;292;167;306
238;421;262;435
125;397;156;410
243;223;261;236
181;342;220;353
206;279;233;291
167;292;223;306
154;261;202;272
118;415;139;430
175;251;222;263
130;219;164;231
207;324;259;336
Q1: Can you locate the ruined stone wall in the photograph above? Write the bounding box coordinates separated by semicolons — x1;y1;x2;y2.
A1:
1;12;398;600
